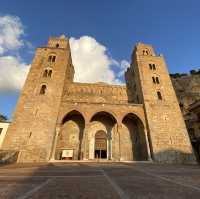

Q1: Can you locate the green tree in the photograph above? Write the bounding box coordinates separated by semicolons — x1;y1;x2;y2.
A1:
0;114;8;122
190;70;196;75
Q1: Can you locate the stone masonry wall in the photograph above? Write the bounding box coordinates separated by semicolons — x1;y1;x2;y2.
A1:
2;37;74;162
128;43;196;163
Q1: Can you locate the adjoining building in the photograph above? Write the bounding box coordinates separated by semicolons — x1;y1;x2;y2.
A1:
184;100;200;161
171;74;200;161
1;35;196;163
0;122;10;148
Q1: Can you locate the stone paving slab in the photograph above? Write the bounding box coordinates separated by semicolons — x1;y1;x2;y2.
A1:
123;163;200;191
0;162;199;199
0;181;42;199
103;166;200;199
27;177;121;199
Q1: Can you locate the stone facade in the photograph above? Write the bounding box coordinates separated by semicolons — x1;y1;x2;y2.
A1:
1;36;196;163
125;43;196;163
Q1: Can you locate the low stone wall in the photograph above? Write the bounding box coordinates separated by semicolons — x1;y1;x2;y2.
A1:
0;150;19;164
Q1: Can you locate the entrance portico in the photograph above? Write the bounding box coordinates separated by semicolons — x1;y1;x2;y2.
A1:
53;109;150;161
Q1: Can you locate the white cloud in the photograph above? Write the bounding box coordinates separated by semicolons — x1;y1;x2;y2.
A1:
69;36;129;84
0;15;30;92
0;56;29;91
70;36;116;84
0;15;129;92
0;15;24;55
117;60;130;78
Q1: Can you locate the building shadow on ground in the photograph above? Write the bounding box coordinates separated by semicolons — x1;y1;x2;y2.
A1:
0;148;199;199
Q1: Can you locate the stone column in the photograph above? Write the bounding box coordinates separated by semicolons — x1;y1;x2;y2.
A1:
49;127;60;161
81;128;86;160
118;123;122;161
108;130;112;160
82;123;90;160
144;128;153;161
112;123;119;161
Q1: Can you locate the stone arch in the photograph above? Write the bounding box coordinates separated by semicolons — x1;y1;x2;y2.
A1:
86;87;90;93
86;121;107;159
156;89;164;100
47;52;57;58
151;73;161;84
39;84;47;95
55;110;85;160
61;109;86;124
120;113;148;161
47;53;57;63
120;111;145;126
43;68;53;78
83;87;87;93
90;111;117;124
87;111;117;160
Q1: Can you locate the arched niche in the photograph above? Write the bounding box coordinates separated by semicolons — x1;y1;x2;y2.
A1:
121;113;148;161
89;111;117;160
55;110;85;160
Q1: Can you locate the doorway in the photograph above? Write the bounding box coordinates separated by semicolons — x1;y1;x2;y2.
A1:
95;130;107;159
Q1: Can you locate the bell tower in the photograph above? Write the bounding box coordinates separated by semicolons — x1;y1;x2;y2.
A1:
2;35;74;162
126;43;196;163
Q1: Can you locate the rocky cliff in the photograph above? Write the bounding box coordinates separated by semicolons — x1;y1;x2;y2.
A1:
171;73;200;113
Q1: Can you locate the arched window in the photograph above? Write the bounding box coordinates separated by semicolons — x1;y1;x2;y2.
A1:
48;70;52;77
43;70;48;77
48;55;56;63
152;77;156;83
152;76;160;84
157;91;162;100
56;43;59;48
43;69;52;78
156;77;160;84
149;63;156;70
40;85;47;95
143;49;149;55
48;55;52;62
52;56;56;62
29;132;32;138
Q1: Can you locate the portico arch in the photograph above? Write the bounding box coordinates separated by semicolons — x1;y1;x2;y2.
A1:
90;111;117;124
87;111;117;160
120;113;148;161
55;110;85;160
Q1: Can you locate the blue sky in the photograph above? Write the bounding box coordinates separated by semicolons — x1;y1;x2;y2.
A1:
0;0;200;119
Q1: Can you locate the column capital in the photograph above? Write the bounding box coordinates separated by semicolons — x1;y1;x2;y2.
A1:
56;127;60;134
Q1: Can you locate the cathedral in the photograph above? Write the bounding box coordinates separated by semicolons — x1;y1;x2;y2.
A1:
2;35;196;163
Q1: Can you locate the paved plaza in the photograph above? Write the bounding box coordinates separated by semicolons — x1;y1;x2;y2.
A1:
0;162;199;199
